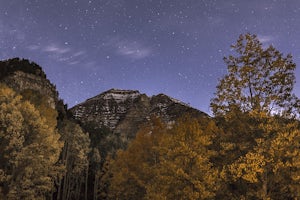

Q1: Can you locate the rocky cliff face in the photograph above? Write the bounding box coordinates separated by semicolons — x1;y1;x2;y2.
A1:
0;58;58;108
69;88;207;144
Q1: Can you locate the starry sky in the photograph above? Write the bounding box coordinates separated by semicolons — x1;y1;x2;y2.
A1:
0;0;300;113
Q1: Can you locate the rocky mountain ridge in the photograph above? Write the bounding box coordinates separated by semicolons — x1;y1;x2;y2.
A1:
0;58;58;108
69;88;207;144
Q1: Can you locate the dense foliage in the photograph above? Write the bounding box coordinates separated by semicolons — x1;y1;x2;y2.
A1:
211;33;299;117
210;33;300;199
106;116;220;200
0;84;62;199
0;58;46;80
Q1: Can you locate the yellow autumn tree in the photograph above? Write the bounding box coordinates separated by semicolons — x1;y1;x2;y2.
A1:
20;89;58;128
57;120;90;200
108;117;167;200
108;115;220;200
211;33;299;117
228;113;300;199
0;84;62;199
210;33;300;198
145;116;220;200
210;33;300;165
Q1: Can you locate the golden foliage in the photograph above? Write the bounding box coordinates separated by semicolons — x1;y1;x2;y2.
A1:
107;115;220;200
0;84;63;199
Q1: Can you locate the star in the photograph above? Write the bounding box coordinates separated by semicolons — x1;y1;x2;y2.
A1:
0;0;299;114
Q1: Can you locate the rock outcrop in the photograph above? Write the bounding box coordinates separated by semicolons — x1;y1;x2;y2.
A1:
69;88;207;145
0;58;58;108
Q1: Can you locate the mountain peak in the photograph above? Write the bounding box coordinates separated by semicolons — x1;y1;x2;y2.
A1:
70;88;206;129
152;93;191;108
86;88;141;103
105;88;140;94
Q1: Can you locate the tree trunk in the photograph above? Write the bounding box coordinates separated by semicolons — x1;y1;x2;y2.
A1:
94;171;99;200
262;171;268;200
62;143;70;200
85;163;89;200
57;177;63;200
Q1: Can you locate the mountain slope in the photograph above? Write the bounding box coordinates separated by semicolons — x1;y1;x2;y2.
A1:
0;58;59;108
69;88;208;146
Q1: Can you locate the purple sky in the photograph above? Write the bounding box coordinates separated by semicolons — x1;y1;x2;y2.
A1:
0;0;299;113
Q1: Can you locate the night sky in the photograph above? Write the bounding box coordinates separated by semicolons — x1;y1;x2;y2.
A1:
0;0;300;113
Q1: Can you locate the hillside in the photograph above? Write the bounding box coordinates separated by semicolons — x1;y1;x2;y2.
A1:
69;88;208;149
0;58;58;109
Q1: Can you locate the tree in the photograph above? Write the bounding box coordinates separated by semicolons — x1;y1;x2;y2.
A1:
228;116;300;199
211;33;299;117
145;116;220;200
0;84;62;199
98;154;113;200
107;116;220;200
20;89;58;128
210;33;300;198
210;33;300;167
57;120;90;200
81;122;124;200
90;148;101;200
108;117;167;200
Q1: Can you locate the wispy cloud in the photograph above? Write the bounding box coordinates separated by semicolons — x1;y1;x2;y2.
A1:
107;37;152;60
27;42;86;66
68;60;80;65
27;45;40;50
257;35;275;43
116;43;152;59
73;51;85;57
44;44;70;54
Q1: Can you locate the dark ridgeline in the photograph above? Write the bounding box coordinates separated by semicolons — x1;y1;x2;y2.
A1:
0;57;46;80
